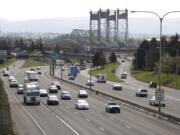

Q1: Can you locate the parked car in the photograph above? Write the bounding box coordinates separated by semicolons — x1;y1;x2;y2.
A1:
9;79;18;87
149;96;165;107
49;85;58;93
105;101;120;113
78;90;88;98
17;84;24;94
47;95;59;105
86;80;94;86
40;89;48;97
51;81;61;90
61;91;71;100
75;100;89;110
136;89;148;97
121;72;127;79
149;81;157;88
112;84;122;90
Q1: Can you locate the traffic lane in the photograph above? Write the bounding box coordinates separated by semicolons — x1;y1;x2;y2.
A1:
41;72;180;135
55;69;180;119
40;72;108;135
8;69;78;135
2;77;44;135
118;59;180;99
55;67;180;117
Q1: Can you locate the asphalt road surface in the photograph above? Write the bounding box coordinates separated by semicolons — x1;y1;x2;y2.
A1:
2;60;180;135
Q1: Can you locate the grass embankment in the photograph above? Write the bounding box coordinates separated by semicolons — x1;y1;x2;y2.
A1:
0;58;16;69
0;79;15;135
90;62;123;82
131;70;180;90
22;58;49;68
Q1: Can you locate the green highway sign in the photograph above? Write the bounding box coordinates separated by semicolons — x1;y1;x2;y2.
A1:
51;52;60;60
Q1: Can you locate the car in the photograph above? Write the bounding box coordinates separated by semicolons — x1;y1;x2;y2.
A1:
3;70;10;76
8;75;15;82
61;91;71;100
105;101;120;113
36;66;41;70
121;72;127;79
9;79;18;87
47;95;59;105
136;89;148;97
112;84;122;90
78;90;88;98
30;68;36;71
121;59;125;62
86;80;94;86
69;75;75;80
149;96;165;107
149;81;157;88
49;85;58;93
51;81;61;90
17;84;24;94
40;89;48;97
75;100;89;110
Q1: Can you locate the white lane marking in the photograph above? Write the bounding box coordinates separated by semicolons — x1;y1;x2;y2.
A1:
86;118;90;122
56;115;80;135
4;79;47;135
99;127;105;131
126;125;131;129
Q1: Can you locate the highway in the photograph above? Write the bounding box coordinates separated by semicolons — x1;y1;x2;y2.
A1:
2;60;180;135
54;59;180;119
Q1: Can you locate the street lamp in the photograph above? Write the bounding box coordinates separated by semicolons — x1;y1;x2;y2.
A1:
131;10;180;113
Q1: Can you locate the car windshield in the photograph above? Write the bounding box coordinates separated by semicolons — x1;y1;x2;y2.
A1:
141;90;147;92
108;102;117;105
27;91;40;96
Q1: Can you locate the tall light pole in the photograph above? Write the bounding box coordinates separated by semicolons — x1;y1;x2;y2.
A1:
131;10;180;113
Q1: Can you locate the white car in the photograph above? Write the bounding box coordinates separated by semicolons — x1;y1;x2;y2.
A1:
136;89;148;97
49;85;58;93
78;90;88;98
36;66;41;70
112;84;122;90
61;91;71;100
86;80;94;86
3;70;10;76
9;79;18;87
47;95;59;105
105;101;121;113
8;75;15;82
40;89;48;97
51;81;61;90
17;84;24;94
149;96;165;107
75;100;89;110
121;72;127;79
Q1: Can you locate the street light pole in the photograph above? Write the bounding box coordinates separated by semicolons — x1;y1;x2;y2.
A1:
131;10;180;113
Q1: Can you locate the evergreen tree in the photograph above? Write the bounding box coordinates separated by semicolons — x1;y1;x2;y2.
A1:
109;51;117;63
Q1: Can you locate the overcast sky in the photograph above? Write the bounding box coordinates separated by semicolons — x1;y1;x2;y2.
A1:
0;0;180;20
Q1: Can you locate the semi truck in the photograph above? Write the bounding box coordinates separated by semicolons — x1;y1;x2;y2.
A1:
68;65;79;77
25;70;39;83
23;82;40;105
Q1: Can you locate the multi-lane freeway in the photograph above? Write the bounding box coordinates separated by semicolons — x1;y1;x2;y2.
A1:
56;58;180;119
1;60;180;135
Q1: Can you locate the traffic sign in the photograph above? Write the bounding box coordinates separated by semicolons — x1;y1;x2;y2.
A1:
51;52;60;60
155;88;164;101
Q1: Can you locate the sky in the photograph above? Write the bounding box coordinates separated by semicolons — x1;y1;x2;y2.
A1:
0;0;180;21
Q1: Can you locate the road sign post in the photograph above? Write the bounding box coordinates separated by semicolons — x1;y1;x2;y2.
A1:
51;52;60;76
155;87;164;113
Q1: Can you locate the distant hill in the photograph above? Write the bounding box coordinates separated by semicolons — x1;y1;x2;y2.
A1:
0;17;180;35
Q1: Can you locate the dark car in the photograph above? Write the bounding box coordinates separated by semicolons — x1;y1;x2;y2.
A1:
149;81;157;88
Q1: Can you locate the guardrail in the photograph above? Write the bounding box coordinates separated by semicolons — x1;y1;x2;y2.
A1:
50;73;180;126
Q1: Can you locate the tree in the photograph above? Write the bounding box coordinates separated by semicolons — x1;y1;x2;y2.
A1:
92;50;106;69
109;51;117;63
